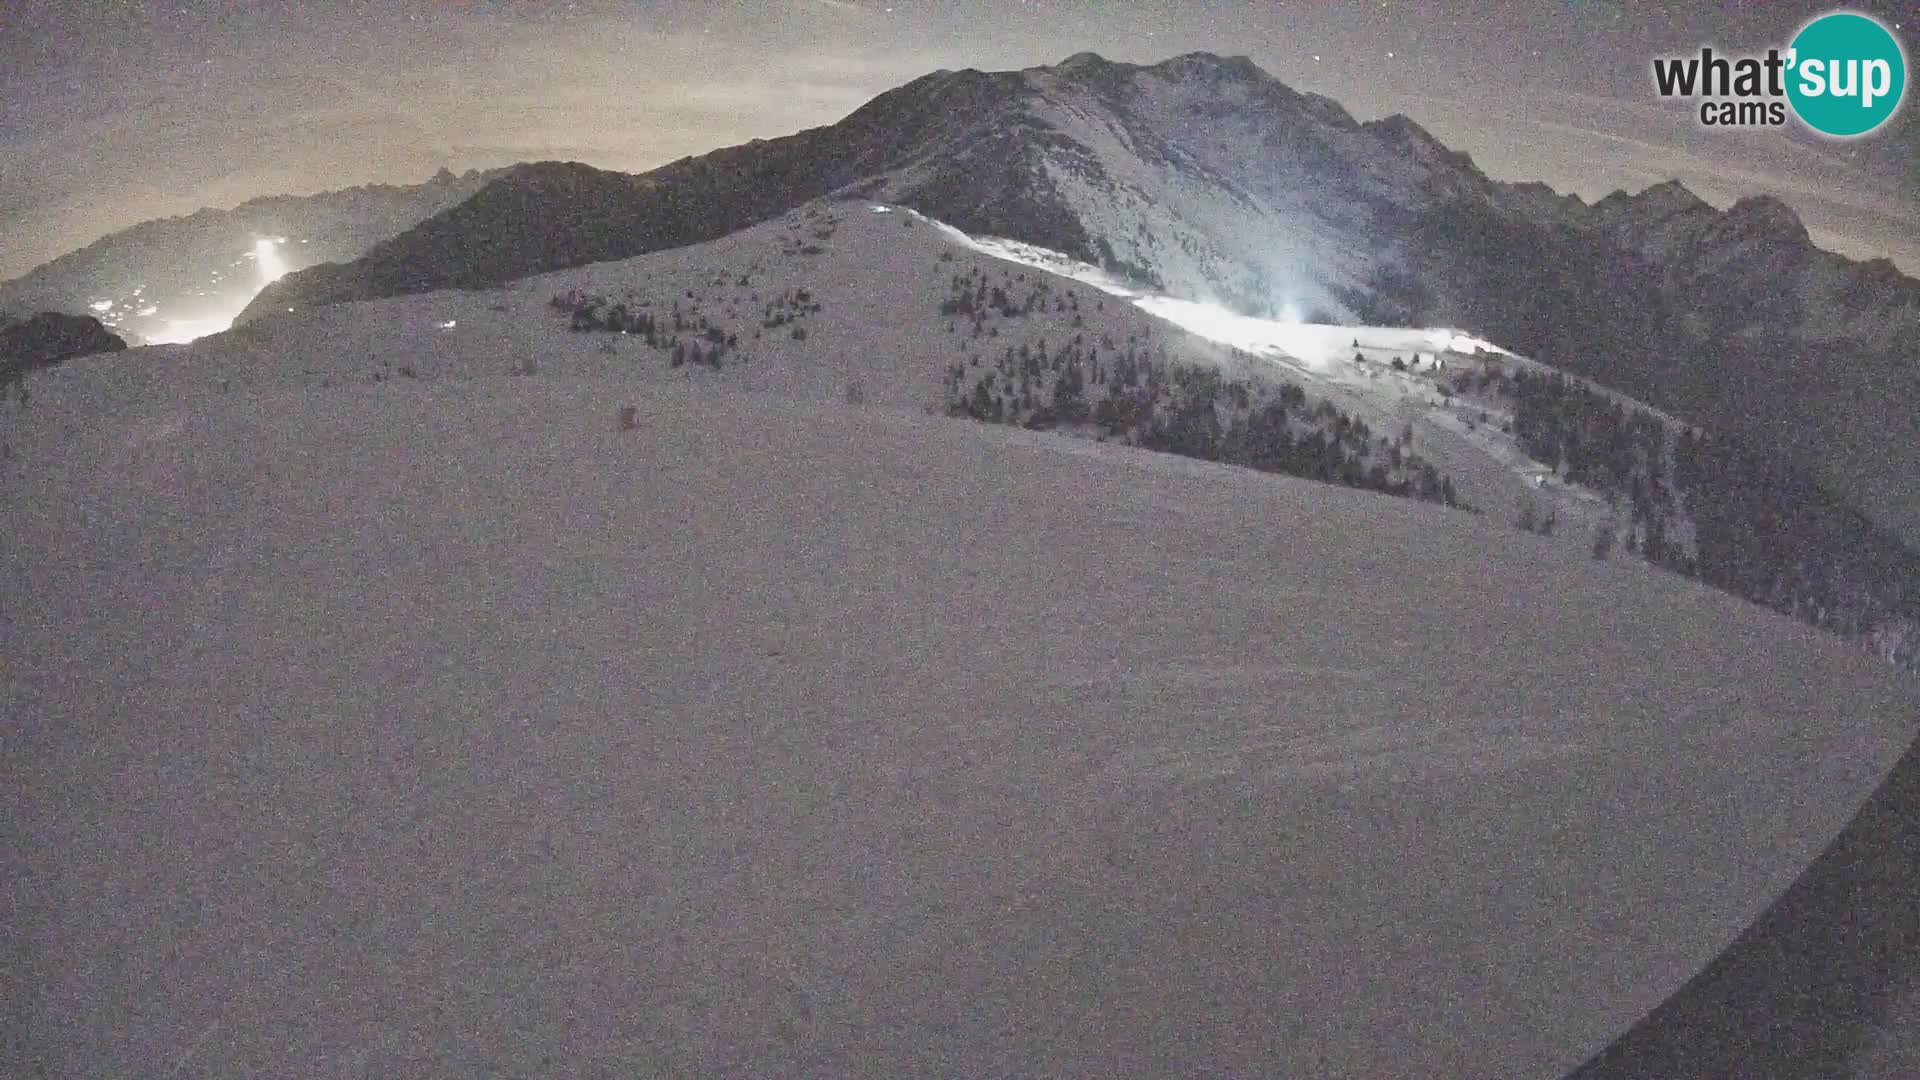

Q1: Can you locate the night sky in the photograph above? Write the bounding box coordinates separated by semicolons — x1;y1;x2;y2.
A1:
2;0;1914;281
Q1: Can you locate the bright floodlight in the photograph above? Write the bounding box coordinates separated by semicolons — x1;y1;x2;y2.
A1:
254;238;290;285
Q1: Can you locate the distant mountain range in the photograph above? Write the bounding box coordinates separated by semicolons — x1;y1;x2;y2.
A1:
0;167;503;344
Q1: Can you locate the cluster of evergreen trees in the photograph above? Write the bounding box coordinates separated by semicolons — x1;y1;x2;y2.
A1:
1675;430;1920;657
943;327;1466;512
779;206;837;257
1498;369;1684;565
548;289;751;370
1501;363;1920;669
939;267;1088;333
761;288;821;330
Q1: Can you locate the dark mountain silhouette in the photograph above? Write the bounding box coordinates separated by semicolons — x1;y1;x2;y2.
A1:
0;312;126;376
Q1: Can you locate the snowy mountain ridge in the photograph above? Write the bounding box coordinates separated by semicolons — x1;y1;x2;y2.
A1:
238;51;1920;352
211;52;1920;546
26;196;1920;672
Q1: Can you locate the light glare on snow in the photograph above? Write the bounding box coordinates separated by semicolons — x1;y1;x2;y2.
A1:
253;238;290;285
132;238;302;345
1131;296;1338;371
1435;329;1501;355
146;316;241;345
912;205;1513;376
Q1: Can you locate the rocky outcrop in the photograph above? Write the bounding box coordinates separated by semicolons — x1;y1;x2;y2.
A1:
0;312;126;374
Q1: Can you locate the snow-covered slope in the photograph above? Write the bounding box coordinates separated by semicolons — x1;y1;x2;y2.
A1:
46;199;1920;655
6;192;1920;1077
26;196;1881;604
91;204;1591;542
7;361;1916;1077
104;202;1256;415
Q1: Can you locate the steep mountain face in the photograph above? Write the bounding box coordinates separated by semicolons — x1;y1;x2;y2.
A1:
241;67;1101;320
232;51;1920;538
1571;183;1917;350
1410;178;1920;542
0;168;503;344
240;53;1920;352
240;52;1920;355
243;53;1515;324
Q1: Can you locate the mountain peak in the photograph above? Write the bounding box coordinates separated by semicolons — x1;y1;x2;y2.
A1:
1637;179;1709;213
1151;51;1268;81
1591;179;1709;223
1361;113;1484;181
1056;51;1115;70
1044;50;1272;87
1365;113;1447;151
1723;194;1809;246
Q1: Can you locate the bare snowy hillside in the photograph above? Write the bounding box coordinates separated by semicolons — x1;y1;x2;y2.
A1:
6;354;1917;1075
4;186;1920;1075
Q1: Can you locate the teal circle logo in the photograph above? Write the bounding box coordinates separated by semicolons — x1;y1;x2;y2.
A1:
1786;11;1907;137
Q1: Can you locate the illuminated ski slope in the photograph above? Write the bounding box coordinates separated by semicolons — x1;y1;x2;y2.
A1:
84;236;299;346
918;209;1504;377
912;204;1621;541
